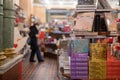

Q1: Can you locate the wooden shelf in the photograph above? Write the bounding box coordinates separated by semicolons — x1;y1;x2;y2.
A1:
73;32;98;36
49;32;70;39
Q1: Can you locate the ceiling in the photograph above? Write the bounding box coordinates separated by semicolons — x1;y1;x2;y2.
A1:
107;0;120;9
40;0;77;5
34;0;77;9
33;0;120;9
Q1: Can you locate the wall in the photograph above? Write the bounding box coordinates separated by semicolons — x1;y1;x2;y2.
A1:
19;0;46;24
19;0;33;25
33;5;46;23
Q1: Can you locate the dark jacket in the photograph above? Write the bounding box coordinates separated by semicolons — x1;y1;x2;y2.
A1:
29;25;39;50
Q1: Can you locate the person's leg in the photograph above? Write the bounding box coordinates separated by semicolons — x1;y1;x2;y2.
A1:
30;49;36;62
36;47;44;62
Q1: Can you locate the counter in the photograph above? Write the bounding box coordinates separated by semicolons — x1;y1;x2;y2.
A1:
0;54;23;80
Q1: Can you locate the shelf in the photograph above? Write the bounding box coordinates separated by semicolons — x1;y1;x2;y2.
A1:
14;4;23;10
108;34;119;37
85;36;107;38
45;43;57;50
76;5;96;11
45;42;56;45
51;32;70;35
76;9;95;12
73;32;98;36
49;32;70;39
98;32;109;35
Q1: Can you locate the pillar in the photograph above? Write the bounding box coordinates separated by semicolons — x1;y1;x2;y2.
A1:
3;0;14;48
47;10;51;22
0;0;3;52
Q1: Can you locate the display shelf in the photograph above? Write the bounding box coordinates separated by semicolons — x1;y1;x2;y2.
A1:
49;32;70;39
44;32;70;59
44;42;56;45
76;5;96;10
45;42;57;51
44;42;58;58
58;52;70;80
107;31;118;37
56;0;118;80
14;4;26;19
77;0;97;12
85;35;107;38
57;0;118;80
14;27;28;53
76;9;95;12
73;32;98;36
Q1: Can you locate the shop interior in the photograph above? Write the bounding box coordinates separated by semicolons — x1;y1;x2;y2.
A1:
0;0;120;80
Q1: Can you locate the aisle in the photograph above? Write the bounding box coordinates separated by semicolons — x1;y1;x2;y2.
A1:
22;53;58;80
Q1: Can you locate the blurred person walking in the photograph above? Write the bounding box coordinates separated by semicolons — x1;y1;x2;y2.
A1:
29;23;44;62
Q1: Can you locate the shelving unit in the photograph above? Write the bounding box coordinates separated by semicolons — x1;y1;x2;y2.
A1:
44;32;71;59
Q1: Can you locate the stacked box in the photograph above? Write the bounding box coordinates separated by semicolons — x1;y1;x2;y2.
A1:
107;51;120;79
107;50;118;62
89;60;106;80
90;43;107;60
69;39;89;54
107;62;120;79
71;54;88;80
107;54;120;79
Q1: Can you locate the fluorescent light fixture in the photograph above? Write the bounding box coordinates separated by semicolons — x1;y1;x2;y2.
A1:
40;0;77;8
59;0;64;5
44;0;50;5
116;2;119;6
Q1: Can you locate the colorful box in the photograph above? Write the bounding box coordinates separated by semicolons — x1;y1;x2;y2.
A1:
71;53;88;79
90;43;107;60
107;61;120;79
89;60;106;80
69;39;89;53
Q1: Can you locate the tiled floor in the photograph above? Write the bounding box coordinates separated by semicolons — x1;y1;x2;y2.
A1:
22;53;58;80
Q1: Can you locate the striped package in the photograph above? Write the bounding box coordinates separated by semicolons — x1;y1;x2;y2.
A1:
71;53;88;80
107;61;120;79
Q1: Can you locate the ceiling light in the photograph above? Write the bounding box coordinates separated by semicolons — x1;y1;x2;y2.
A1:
44;0;50;5
59;1;64;5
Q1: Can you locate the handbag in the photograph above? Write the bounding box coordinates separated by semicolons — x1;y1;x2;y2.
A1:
27;37;31;45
